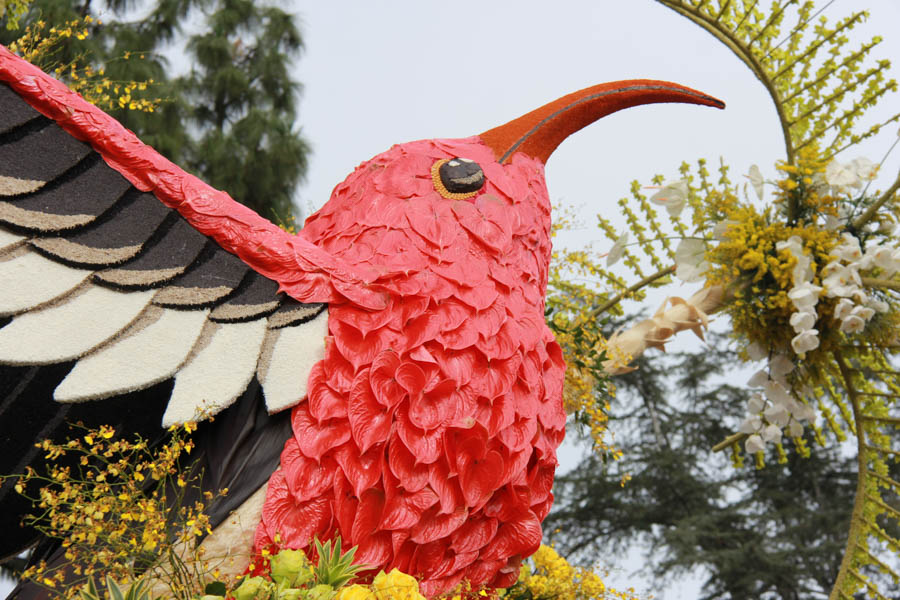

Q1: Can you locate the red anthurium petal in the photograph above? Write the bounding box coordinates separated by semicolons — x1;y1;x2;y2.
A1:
537;394;566;430
369;350;404;408
499;447;531;487
473;352;521;400
395;360;427;396
392;532;413;570
373;152;433;198
421;571;467;599
307;363;348;421
388;432;429;493
409;344;438;364
348;370;393;453
333;441;384;496
397;406;445;464
511;379;540;419
410;505;468;545
323;338;355;393
438;347;479;386
258;474;333;554
352;488;385;541
450;515;499;554
436;317;480;351
471;302;507;340
527;461;556;506
480;510;542;562
464;559;505;588
453;281;499;310
478;319;520;360
397;311;442;353
474;394;516;437
428;462;465;515
490;561;522;589
458;447;504;510
412;540;454;578
434;298;472;332
452;195;512;253
382;483;439;531
355;531;392;568
431;255;489;288
329;317;388;372
292;404;351;461
409;379;461;430
332;471;357;541
329;302;394;338
498;416;538;454
281;439;336;503
405;196;462;248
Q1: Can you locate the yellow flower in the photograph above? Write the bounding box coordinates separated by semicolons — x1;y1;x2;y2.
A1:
336;585;376;600
371;569;423;600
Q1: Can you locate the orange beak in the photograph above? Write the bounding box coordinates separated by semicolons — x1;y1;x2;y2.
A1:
479;80;725;164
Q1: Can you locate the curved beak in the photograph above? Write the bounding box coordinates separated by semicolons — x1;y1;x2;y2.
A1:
479;80;725;164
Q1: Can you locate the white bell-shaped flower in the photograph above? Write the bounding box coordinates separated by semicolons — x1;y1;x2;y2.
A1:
745;434;766;454
791;329;819;354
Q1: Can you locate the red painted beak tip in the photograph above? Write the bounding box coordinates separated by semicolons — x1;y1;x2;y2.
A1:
481;80;725;164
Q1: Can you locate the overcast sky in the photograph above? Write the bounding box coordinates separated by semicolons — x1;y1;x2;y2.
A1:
3;2;900;598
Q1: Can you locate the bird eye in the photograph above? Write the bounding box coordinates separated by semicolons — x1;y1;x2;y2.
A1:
431;158;485;199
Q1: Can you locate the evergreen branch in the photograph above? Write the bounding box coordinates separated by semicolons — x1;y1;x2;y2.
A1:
852;173;900;230
848;569;891;600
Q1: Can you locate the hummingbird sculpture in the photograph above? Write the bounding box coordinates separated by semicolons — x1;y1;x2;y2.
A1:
0;45;723;596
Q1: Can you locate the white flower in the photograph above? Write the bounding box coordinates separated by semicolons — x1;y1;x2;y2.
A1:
747;369;769;388
823;264;860;298
740;416;763;434
867;245;898;275
792;402;816;422
835;233;863;262
747;341;767;361
776;236;804;255
747;164;765;201
825;161;860;189
840;314;866;334
790;310;817;333
788;282;822;310
834;298;855;320
764;380;792;406
607;232;629;266
850;305;875;322
792;255;813;284
761;423;783;443
791;329;819;354
649;180;689;217
849;157;878;181
745;434;766;454
788;420;804;437
674;239;709;282
764;403;791;427
748;393;767;414
868;297;889;313
768;354;795;379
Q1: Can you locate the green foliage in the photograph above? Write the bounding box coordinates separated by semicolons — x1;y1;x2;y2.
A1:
0;0;310;222
312;537;365;590
547;335;856;599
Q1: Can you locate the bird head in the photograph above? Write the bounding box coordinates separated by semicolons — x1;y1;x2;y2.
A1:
300;80;724;301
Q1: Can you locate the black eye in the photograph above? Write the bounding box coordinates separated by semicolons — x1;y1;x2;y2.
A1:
432;158;485;199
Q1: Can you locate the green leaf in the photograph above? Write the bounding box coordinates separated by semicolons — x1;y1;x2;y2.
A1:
205;581;228;597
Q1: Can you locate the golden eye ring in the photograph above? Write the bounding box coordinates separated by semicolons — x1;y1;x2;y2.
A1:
431;158;484;200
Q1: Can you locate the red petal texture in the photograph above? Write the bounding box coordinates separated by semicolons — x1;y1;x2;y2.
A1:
258;138;566;596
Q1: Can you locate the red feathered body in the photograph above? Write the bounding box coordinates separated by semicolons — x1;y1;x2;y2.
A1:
254;137;566;596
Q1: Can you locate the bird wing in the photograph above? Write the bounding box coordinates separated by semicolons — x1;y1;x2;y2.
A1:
0;46;358;559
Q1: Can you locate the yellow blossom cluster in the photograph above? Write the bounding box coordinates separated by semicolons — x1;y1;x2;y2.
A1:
504;545;641;600
703;153;842;358
2;423;218;599
7;16;161;114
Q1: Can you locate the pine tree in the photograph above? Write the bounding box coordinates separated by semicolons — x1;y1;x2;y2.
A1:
547;333;857;599
0;0;309;222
